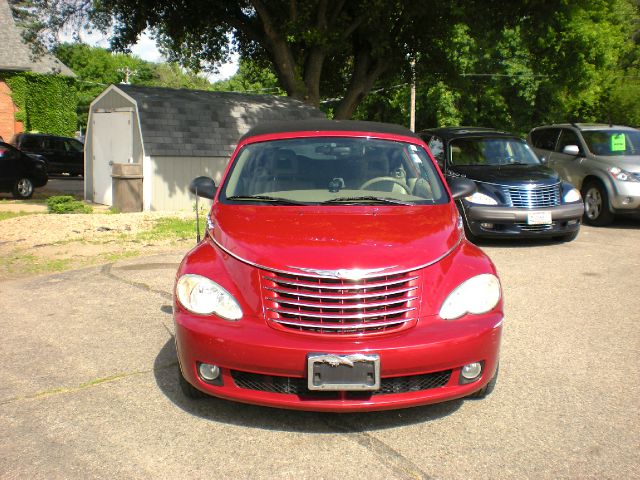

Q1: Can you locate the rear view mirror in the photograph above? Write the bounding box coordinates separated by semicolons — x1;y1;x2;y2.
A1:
189;176;216;199
562;145;580;156
448;177;476;200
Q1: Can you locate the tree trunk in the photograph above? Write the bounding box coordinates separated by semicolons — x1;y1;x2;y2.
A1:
334;50;387;119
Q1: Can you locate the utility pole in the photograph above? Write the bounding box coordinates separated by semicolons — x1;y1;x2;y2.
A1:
118;67;136;84
410;58;416;132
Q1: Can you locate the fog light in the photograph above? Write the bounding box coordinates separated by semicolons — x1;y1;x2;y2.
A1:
198;363;220;382
480;223;494;229
461;362;483;381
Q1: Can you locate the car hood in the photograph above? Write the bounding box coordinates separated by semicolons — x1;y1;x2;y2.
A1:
210;204;461;275
451;164;560;184
596;155;640;172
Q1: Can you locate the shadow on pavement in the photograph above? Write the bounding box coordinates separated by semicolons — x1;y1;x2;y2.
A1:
153;337;463;432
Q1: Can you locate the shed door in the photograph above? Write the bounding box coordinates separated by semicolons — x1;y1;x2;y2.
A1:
92;111;133;205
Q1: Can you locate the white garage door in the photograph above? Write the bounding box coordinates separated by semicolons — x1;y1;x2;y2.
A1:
92;111;133;205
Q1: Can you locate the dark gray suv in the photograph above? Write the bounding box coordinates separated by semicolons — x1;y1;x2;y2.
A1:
528;124;640;226
12;133;84;177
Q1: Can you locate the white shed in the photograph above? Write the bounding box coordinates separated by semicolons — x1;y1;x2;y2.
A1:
85;84;324;211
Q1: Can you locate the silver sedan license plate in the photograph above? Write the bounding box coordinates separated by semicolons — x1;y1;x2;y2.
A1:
307;353;380;391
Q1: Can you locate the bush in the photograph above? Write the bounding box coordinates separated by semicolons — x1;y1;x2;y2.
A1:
46;196;93;214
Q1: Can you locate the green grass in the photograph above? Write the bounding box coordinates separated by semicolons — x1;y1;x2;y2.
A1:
0;211;37;221
1;253;72;275
136;217;204;243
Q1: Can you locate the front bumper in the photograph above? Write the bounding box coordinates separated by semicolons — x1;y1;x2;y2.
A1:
175;310;503;412
464;202;583;238
610;181;640;211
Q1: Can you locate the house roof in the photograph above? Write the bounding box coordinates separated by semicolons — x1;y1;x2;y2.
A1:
0;0;74;76
110;84;326;157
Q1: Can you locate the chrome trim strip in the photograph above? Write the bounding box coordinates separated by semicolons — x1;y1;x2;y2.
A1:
270;317;411;330
211;232;462;278
475;180;562;188
267;306;415;319
262;275;418;290
264;285;418;300
266;296;417;310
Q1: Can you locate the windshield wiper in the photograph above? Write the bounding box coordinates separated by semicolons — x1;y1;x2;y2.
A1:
321;196;413;206
226;195;306;205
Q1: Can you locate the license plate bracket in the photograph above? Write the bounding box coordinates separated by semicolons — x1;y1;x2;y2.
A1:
527;211;552;225
307;353;380;391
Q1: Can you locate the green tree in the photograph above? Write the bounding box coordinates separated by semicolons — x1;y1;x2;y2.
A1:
20;0;640;126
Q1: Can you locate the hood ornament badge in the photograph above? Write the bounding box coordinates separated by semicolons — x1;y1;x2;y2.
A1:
290;266;395;280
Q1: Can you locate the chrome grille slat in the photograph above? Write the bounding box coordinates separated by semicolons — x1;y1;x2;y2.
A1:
503;184;561;208
262;271;419;335
268;317;411;331
265;296;417;310
265;285;418;300
263;275;418;290
268;306;415;320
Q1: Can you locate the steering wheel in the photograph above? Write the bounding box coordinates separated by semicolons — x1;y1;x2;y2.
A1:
359;177;409;194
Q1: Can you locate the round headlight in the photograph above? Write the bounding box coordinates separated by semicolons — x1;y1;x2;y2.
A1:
563;188;581;203
439;274;501;320
465;192;498;205
176;274;242;320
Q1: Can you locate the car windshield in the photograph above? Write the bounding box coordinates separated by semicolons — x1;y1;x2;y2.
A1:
220;137;448;205
581;130;640;156
450;137;540;166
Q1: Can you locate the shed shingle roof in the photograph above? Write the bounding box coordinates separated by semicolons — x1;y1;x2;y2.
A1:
114;84;326;157
0;0;74;76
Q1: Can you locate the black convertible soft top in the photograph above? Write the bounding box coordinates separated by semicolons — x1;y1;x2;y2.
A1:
241;119;421;141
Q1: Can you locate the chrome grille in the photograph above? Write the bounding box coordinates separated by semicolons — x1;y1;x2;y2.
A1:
262;271;419;335
514;222;555;232
503;184;561;208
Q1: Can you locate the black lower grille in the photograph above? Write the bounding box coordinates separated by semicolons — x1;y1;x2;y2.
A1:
231;370;451;396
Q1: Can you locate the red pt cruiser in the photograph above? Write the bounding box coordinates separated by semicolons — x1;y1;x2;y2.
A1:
174;120;503;412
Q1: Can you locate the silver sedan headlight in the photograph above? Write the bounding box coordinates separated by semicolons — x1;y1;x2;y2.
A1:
439;274;501;320
176;274;242;320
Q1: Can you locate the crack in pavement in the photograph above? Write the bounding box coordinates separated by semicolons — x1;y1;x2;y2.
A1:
100;262;176;337
323;417;433;480
100;263;173;301
0;362;178;406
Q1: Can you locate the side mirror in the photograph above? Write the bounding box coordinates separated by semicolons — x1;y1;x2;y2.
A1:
539;156;548;164
562;145;580;156
189;176;216;199
448;177;476;200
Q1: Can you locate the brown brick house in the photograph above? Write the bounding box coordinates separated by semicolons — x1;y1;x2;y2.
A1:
0;0;74;142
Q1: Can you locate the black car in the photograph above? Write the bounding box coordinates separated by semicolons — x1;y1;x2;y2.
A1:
0;142;48;199
12;133;84;176
419;127;584;241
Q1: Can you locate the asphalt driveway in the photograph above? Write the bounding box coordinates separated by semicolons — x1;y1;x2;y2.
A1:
1;221;639;479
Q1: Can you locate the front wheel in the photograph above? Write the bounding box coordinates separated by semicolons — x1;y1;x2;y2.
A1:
12;177;34;199
582;181;614;226
178;366;207;399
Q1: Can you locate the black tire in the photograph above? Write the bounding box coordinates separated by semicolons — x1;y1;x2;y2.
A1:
12;177;34;199
467;363;499;399
581;180;614;226
178;366;207;399
555;230;579;242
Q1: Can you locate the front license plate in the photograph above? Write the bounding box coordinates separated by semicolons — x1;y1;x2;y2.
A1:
307;353;380;391
527;211;552;225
